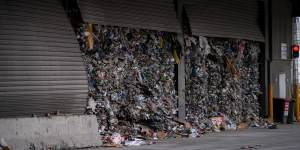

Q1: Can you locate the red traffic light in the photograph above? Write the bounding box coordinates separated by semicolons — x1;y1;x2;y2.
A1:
293;44;299;52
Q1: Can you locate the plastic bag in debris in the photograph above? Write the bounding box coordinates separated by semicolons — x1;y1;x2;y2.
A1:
103;132;124;145
86;97;97;113
0;138;9;150
189;128;199;138
124;138;147;146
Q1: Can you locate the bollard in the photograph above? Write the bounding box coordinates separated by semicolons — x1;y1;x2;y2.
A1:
268;84;273;121
295;84;300;121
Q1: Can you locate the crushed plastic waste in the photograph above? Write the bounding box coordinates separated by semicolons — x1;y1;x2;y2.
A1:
76;24;269;146
184;35;263;132
77;24;184;145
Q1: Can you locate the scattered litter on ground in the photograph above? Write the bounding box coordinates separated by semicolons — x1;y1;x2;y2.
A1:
240;144;263;149
0;138;9;150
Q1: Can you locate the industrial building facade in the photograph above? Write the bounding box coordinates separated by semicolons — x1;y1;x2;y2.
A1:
0;0;297;122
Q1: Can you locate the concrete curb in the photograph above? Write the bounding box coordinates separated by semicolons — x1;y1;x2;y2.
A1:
0;115;101;149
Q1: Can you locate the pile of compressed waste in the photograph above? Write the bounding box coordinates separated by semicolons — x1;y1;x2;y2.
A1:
77;24;186;146
76;24;272;147
184;35;263;131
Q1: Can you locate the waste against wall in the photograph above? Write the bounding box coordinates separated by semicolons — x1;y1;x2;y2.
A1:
77;24;184;144
185;36;261;129
76;24;268;146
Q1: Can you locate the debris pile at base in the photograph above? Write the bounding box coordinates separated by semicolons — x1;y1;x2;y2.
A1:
76;24;273;147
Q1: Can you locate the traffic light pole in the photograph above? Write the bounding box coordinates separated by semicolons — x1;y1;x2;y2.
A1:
292;17;300;121
293;58;300;121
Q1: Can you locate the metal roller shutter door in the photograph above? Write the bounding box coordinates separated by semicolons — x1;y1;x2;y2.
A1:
78;0;180;33
0;0;88;117
184;0;265;41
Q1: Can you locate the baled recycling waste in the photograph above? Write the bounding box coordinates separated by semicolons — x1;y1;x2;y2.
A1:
76;24;271;146
77;24;185;146
185;36;262;130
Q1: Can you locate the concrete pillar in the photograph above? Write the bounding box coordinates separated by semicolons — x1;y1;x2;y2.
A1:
263;0;270;117
177;34;186;120
176;0;186;120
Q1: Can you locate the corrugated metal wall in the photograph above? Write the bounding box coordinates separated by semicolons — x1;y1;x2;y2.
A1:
293;17;300;45
269;0;292;99
0;0;88;117
184;0;265;41
78;0;180;33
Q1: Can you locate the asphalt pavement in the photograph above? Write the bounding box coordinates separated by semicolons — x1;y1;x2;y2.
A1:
89;124;300;150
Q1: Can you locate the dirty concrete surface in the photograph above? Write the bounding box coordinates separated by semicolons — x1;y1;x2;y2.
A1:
89;124;300;150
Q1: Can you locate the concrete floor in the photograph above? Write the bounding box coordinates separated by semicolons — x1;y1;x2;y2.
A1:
91;124;300;150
